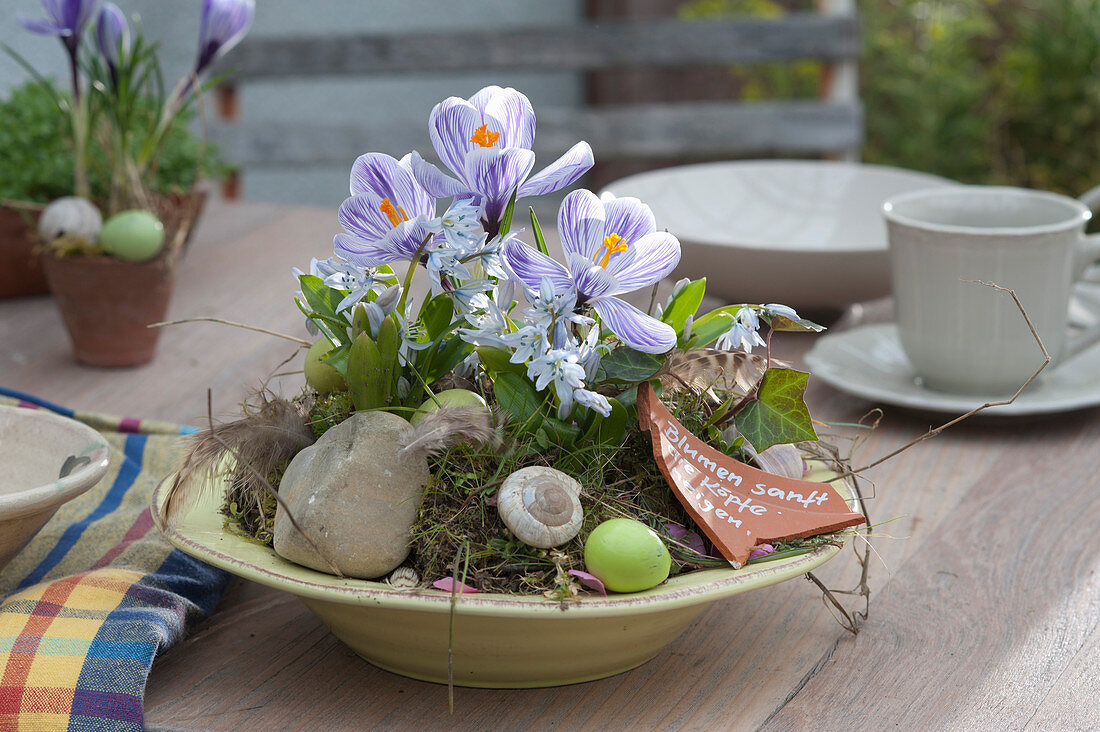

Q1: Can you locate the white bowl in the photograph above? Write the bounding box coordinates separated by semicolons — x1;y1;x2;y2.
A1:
0;405;111;573
601;161;953;312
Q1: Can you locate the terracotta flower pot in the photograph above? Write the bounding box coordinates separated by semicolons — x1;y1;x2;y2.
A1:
0;207;48;298
41;186;208;368
43;255;174;367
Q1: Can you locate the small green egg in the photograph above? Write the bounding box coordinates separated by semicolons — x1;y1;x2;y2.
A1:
304;337;347;395
584;518;672;593
410;388;488;425
99;210;165;262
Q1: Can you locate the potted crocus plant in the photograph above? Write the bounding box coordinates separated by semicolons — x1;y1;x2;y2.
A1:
5;0;253;365
163;87;867;688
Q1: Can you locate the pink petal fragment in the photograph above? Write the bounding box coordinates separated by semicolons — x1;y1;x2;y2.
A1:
663;523;707;558
568;570;607;596
432;577;479;593
749;544;776;560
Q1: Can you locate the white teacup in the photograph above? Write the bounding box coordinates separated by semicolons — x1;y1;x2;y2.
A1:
883;186;1100;395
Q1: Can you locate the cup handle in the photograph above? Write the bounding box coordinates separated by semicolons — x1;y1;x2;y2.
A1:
1077;185;1100;281
1063;185;1100;360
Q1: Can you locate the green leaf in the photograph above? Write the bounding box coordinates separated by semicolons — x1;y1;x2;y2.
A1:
734;368;818;453
321;342;351;378
529;207;550;257
582;398;628;448
351;303;369;338
600;347;666;383
423;336;473;383
375;314;402;400
298;274;345;321
660;278;706;341
540;418;581;448
499;187;519;235
476;346;526;376
347;333;384;411
761;312;826;333
492;371;544;431
420;296;455;341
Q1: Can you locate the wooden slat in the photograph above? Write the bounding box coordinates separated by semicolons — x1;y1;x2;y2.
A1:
209;100;863;167
216;15;860;81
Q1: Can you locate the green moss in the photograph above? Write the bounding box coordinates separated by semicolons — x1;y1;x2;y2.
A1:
309;391;354;438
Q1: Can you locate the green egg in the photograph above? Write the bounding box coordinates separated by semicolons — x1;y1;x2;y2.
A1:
304;337;348;395
584;518;671;593
410;389;488;425
99;210;165;262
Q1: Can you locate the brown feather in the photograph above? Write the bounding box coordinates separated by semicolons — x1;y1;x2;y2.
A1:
397;406;500;459
661;348;787;399
161;392;314;528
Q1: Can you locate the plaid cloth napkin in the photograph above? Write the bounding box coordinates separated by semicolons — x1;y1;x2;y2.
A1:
0;388;229;731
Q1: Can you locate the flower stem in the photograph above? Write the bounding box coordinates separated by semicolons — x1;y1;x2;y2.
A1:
396;234;435;316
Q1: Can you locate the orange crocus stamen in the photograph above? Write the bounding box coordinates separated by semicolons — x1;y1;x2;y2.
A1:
592;233;628;268
470;123;501;148
379;198;408;227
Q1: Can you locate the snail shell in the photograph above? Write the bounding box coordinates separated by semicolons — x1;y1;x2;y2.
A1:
386;566;419;589
38;197;102;243
497;466;583;549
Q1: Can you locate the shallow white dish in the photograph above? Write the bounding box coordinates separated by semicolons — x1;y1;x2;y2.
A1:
0;405;112;573
806;323;1100;416
601;161;953;311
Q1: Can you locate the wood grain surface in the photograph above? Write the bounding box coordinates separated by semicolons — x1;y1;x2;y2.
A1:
3;203;1097;731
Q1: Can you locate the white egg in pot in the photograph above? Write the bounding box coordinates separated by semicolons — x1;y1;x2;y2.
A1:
37;197;102;243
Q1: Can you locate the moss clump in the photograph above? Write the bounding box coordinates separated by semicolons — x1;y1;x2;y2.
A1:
309;391;354;438
222;462;285;546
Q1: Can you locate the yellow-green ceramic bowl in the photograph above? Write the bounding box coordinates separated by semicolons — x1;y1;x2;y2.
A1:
153;470;856;688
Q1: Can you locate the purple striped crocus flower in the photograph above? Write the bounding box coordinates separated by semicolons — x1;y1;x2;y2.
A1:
334;152;439;267
95;3;129;77
502;190;681;354
194;0;254;76
18;0;101;41
19;0;103;100
410;86;593;233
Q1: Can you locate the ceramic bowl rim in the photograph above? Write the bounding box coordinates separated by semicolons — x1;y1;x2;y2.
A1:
600;159;954;254
152;470;858;619
0;405;111;519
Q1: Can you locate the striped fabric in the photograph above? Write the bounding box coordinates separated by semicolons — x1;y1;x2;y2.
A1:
0;388;229;731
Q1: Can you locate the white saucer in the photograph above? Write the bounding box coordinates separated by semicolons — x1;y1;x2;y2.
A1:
805;323;1100;416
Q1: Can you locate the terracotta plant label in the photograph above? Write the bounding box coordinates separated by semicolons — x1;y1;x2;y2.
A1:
638;383;865;568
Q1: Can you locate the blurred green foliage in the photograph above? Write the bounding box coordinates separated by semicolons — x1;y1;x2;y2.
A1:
0;79;227;204
684;0;1100;195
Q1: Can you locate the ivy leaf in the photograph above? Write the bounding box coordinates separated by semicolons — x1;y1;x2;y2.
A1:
734;368;818;453
599;347;666;383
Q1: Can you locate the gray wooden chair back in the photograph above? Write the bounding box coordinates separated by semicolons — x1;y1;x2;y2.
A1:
210;12;861;198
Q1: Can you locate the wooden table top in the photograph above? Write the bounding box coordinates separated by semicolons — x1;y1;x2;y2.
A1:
2;201;1097;731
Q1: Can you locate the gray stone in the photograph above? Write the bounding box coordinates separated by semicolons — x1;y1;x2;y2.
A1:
273;411;429;579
